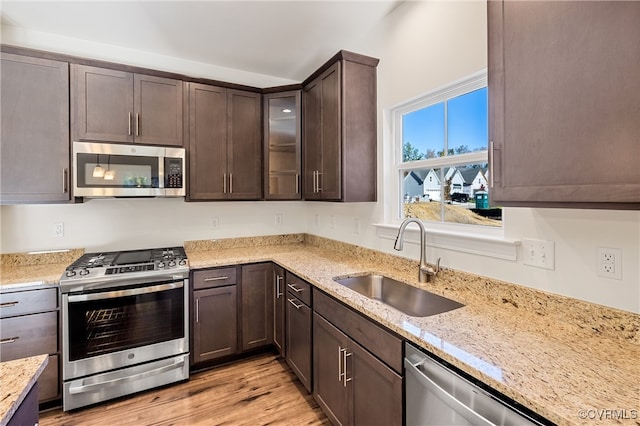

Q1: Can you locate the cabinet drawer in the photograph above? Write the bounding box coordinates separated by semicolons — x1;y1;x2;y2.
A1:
313;289;403;373
193;267;237;289
0;311;58;361
285;272;311;306
0;288;58;318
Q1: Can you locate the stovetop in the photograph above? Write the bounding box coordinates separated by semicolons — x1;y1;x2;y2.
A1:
60;246;189;290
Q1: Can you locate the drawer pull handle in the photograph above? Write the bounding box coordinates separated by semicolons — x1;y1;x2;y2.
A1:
287;298;304;310
1;336;19;344
204;276;229;282
287;283;304;293
0;301;19;308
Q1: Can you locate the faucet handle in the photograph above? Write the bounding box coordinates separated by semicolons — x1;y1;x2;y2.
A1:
421;258;441;279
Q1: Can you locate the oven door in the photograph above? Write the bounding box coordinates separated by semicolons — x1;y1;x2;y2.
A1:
62;277;189;381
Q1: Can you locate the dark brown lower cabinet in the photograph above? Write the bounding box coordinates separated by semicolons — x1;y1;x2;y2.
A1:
313;313;402;426
241;263;274;351
273;265;286;357
0;287;60;404
192;286;238;363
286;291;312;392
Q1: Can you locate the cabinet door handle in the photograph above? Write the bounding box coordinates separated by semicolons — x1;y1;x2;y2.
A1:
203;276;229;282
223;173;227;194
313;170;317;193
0;336;19;344
489;140;495;188
62;168;69;193
0;301;19;308
316;171;322;192
295;173;299;194
276;275;284;298
343;349;352;387
195;298;199;323
128;112;132;136
136;113;140;136
229;173;233;194
287;283;303;293
287;298;304;309
338;346;345;382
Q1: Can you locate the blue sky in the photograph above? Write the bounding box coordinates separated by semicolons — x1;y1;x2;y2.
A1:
402;88;488;159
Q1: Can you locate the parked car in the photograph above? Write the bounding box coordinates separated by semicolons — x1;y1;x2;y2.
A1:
450;192;469;203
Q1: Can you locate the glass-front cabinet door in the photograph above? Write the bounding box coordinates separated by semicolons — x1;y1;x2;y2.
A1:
263;91;301;200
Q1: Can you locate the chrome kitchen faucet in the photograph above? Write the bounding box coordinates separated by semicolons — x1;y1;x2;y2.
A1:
394;218;440;283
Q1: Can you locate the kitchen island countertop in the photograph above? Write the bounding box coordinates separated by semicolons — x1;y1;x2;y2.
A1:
0;355;48;426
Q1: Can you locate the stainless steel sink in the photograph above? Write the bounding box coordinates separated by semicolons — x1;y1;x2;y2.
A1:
334;274;464;317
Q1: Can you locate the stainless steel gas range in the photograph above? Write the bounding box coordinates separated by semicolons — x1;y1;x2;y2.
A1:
59;247;190;411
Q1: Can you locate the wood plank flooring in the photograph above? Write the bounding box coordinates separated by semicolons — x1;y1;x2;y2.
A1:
40;354;330;426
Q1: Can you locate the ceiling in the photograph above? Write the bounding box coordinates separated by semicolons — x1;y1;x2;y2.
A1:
0;1;401;83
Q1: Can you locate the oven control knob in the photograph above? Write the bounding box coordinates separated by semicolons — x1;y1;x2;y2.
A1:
168;260;176;267
65;270;76;278
157;261;166;269
79;268;90;276
178;259;187;266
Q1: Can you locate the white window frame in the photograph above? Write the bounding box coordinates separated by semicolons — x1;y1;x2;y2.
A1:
376;70;520;260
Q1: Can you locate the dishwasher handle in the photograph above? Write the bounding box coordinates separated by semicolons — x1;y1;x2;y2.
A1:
405;357;495;426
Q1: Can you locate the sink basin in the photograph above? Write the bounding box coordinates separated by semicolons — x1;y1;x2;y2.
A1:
334;274;464;317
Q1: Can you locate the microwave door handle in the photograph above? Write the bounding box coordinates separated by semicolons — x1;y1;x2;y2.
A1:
67;281;182;302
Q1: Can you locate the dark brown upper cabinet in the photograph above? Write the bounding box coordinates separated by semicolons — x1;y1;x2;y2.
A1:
71;64;184;147
302;51;379;202
1;53;70;204
187;83;262;201
488;0;640;209
263;91;302;200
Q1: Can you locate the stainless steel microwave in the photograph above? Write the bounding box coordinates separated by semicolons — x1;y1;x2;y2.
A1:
73;141;185;198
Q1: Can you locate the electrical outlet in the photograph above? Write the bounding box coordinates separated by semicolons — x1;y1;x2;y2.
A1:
597;247;622;280
522;238;555;270
210;217;219;230
53;222;64;237
275;213;283;226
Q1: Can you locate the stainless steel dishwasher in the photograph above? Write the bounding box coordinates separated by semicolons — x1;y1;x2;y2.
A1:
405;342;544;426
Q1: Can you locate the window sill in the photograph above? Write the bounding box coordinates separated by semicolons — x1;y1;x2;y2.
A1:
373;223;520;261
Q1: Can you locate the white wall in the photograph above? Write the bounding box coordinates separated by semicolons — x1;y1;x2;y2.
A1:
1;1;638;313
0;199;306;253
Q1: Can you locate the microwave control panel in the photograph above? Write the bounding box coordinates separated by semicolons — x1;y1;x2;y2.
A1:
165;158;183;188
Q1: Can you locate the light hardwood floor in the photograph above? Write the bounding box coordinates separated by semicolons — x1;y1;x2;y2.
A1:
40;354;330;425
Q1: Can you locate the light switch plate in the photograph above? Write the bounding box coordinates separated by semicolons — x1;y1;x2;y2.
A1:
522;239;555;270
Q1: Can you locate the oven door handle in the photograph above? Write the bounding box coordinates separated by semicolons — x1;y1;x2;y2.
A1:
68;357;186;395
67;282;183;302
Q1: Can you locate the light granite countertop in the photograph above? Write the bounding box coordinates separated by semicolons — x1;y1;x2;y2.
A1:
0;235;637;425
184;235;639;426
0;354;48;426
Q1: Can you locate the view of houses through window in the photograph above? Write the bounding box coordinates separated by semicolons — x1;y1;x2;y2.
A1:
395;72;501;227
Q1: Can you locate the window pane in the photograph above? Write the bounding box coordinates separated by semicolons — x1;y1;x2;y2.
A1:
443;163;501;226
402;168;443;221
402;102;444;162
401;163;502;226
447;88;488;155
